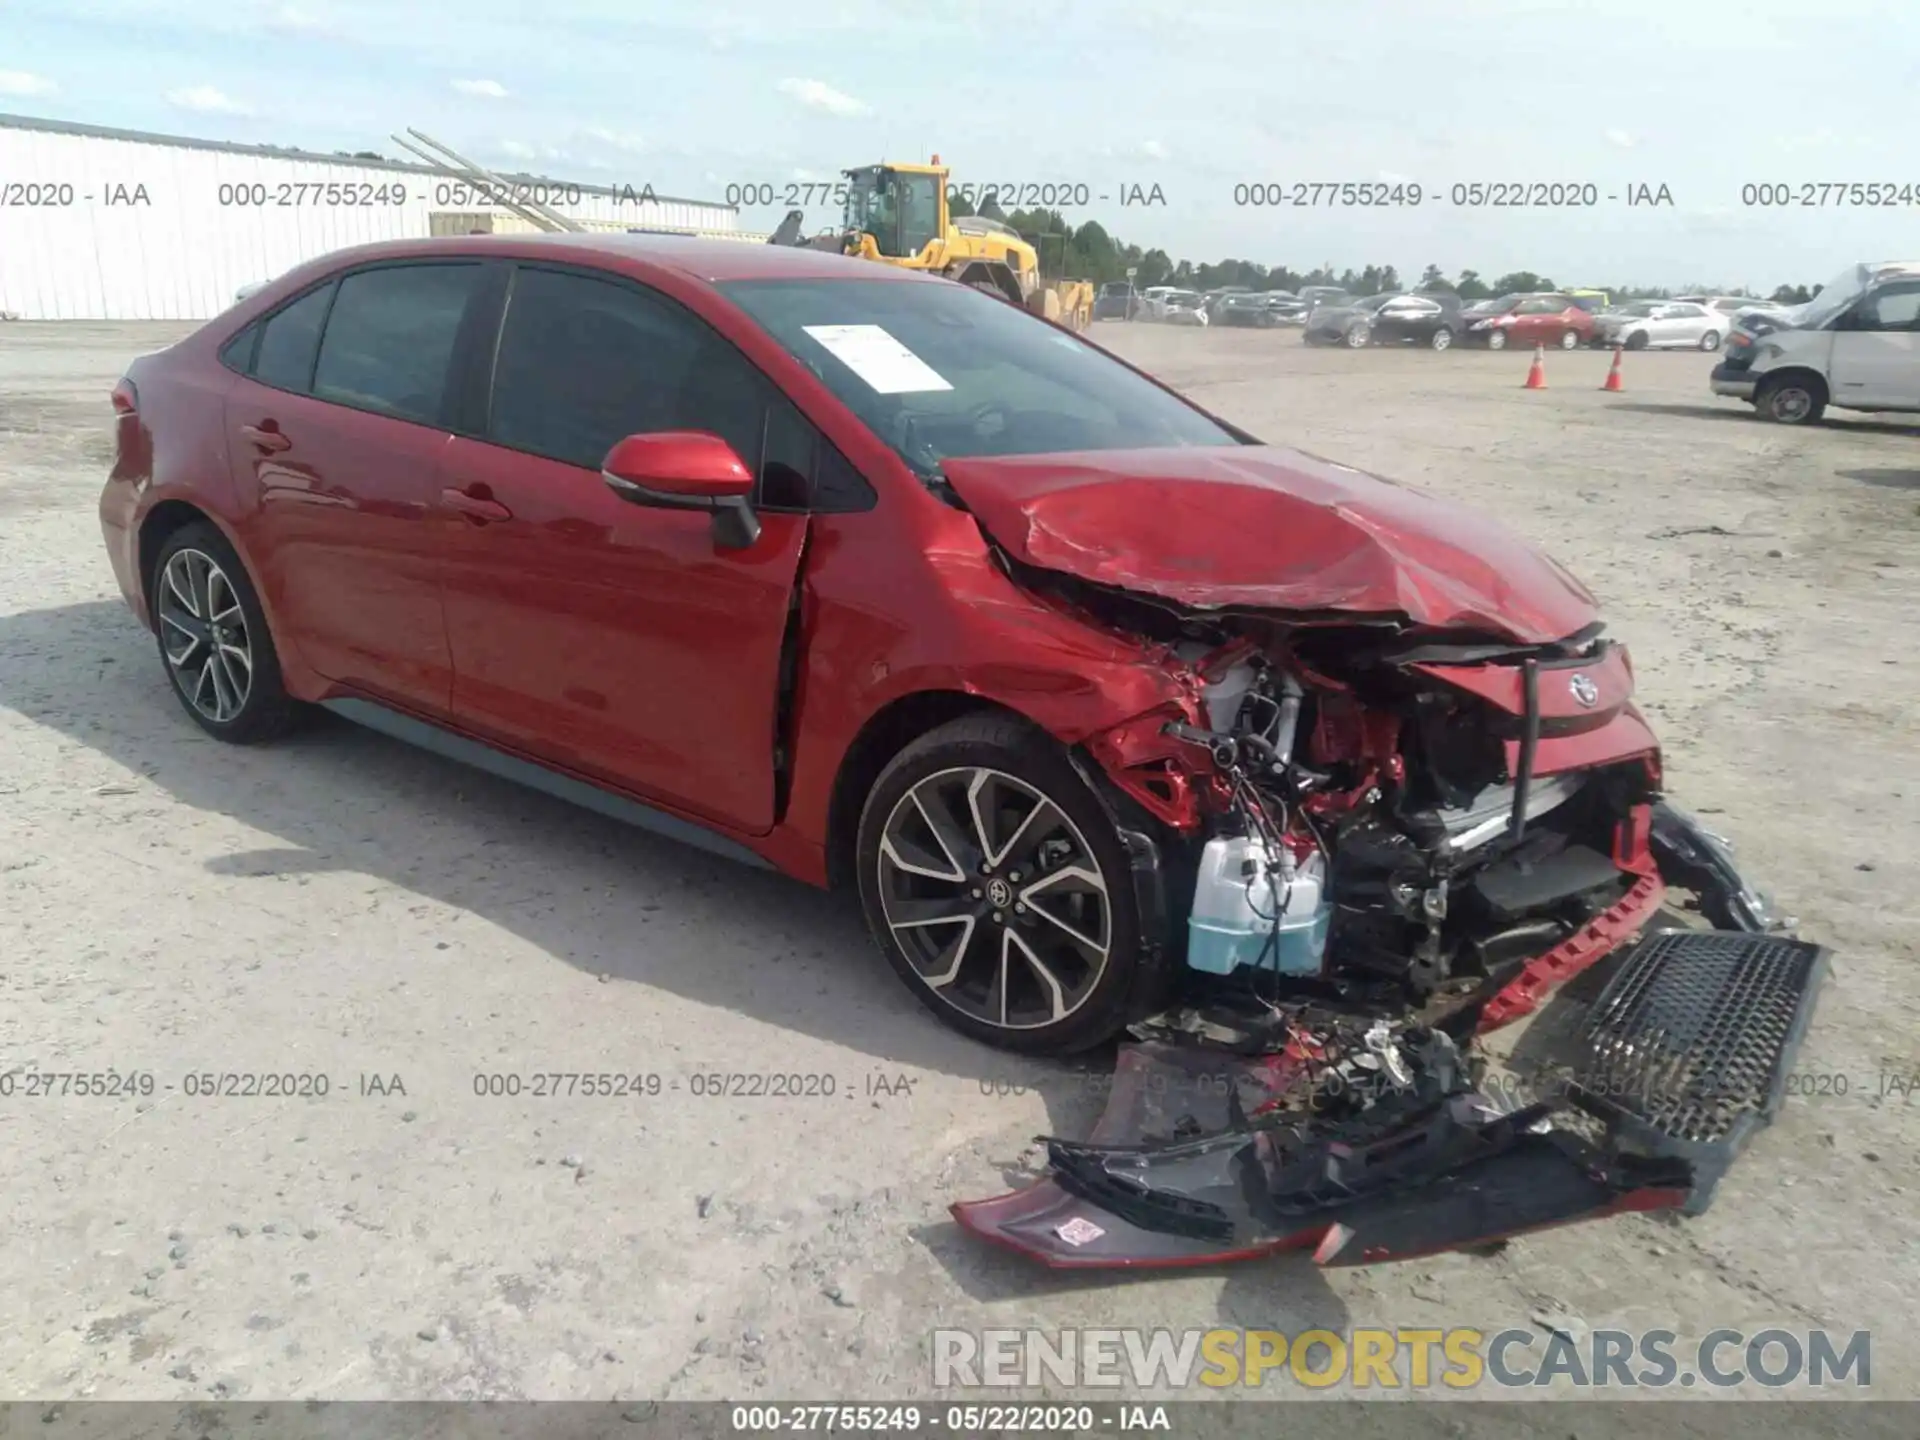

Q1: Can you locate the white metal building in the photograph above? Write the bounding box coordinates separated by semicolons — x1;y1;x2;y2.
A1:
0;113;752;321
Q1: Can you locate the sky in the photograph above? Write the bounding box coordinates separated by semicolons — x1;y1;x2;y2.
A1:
4;0;1917;290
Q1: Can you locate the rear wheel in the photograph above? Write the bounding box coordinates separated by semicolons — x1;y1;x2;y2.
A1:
1559;329;1580;350
856;714;1153;1055
1430;326;1454;351
1699;329;1722;351
150;521;301;743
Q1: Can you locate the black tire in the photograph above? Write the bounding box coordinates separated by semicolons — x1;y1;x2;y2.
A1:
149;521;301;743
1755;373;1826;425
1486;329;1508;351
1430;326;1454;351
1345;322;1371;348
855;713;1158;1055
1625;331;1650;351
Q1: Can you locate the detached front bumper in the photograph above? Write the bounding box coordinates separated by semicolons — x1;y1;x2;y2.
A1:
955;806;1824;1270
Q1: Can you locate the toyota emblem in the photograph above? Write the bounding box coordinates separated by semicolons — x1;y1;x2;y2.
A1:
1569;673;1600;708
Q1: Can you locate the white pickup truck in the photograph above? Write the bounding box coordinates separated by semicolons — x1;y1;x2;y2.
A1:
1712;260;1920;423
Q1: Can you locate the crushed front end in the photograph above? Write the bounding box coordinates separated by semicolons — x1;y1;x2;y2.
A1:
955;575;1827;1269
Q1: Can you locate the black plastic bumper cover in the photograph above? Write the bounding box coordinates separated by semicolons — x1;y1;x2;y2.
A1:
954;931;1826;1268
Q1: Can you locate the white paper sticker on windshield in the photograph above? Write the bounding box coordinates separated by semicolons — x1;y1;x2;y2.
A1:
802;324;952;394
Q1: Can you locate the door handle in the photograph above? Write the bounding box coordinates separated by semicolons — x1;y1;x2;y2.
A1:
240;423;292;453
441;487;513;523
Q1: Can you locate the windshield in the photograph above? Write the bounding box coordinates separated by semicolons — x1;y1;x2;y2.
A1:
1797;263;1887;328
718;278;1242;477
1100;282;1132;296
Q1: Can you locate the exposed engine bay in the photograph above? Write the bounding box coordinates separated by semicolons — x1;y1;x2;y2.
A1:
953;558;1828;1270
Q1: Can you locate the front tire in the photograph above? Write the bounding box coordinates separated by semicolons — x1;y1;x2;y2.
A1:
1345;322;1372;348
150;521;300;743
1755;374;1826;425
855;714;1152;1055
1486;329;1508;351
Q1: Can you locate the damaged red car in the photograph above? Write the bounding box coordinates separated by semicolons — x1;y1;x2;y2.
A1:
102;235;1824;1268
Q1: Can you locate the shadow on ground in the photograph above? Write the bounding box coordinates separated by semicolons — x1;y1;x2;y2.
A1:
0;598;1123;1120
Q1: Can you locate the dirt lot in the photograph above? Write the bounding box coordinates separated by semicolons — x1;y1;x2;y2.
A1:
1;319;1917;1409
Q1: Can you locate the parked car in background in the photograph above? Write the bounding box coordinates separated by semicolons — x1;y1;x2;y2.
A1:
1137;285;1178;320
1296;286;1352;322
1458;293;1594;350
1591;300;1730;351
1567;289;1610;313
1303;291;1464;349
1213;292;1276;327
1712;259;1920;423
1160;290;1210;326
1203;286;1253;320
1093;282;1141;321
1258;291;1308;326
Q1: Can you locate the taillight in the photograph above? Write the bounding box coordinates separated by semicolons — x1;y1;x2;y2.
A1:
111;379;138;416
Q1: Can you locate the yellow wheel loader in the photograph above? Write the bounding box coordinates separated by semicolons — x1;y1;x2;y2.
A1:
768;158;1094;331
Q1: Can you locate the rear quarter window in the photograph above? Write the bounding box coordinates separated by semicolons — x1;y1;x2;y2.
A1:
310;264;483;425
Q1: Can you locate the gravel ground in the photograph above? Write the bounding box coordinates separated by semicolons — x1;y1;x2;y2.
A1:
1;318;1916;1409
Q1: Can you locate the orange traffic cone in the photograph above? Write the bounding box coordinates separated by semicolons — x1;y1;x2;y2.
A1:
1523;343;1547;389
1602;346;1625;391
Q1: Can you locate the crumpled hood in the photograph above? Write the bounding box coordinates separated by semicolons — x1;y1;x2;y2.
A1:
940;445;1600;644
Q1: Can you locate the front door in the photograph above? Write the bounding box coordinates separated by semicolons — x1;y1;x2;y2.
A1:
1829;280;1920;409
436;263;809;835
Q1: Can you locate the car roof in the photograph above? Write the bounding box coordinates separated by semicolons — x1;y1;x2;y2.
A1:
280;232;938;287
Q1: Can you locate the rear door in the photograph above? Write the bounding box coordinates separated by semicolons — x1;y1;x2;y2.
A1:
434;262;813;834
1828;280;1920;408
1507;297;1559;342
221;261;487;715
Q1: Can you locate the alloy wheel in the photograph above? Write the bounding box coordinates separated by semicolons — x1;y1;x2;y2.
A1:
1431;327;1453;351
1346;323;1371;348
875;766;1112;1031
1560;329;1580;349
157;548;253;723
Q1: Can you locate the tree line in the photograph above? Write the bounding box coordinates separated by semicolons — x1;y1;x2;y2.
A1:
954;196;1821;305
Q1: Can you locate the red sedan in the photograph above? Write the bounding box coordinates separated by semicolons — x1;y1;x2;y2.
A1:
1457;292;1597;350
100;234;1791;1066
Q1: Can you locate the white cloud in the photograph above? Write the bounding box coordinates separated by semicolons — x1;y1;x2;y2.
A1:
0;70;60;97
776;77;870;118
1605;128;1637;149
496;139;536;159
266;5;335;35
452;78;510;99
1138;139;1169;160
583;126;647;154
166;85;254;116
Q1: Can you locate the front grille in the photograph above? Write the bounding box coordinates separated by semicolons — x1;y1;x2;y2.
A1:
1576;931;1825;1146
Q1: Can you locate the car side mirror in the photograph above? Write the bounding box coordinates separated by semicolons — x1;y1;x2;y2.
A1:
601;431;762;550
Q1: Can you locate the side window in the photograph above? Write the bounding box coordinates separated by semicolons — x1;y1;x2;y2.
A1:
1856;283;1920;332
251;283;335;393
1515;298;1557;315
487;266;766;473
311;264;482;424
218;323;261;376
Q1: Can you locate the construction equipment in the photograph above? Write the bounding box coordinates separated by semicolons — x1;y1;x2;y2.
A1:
768;157;1095;331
